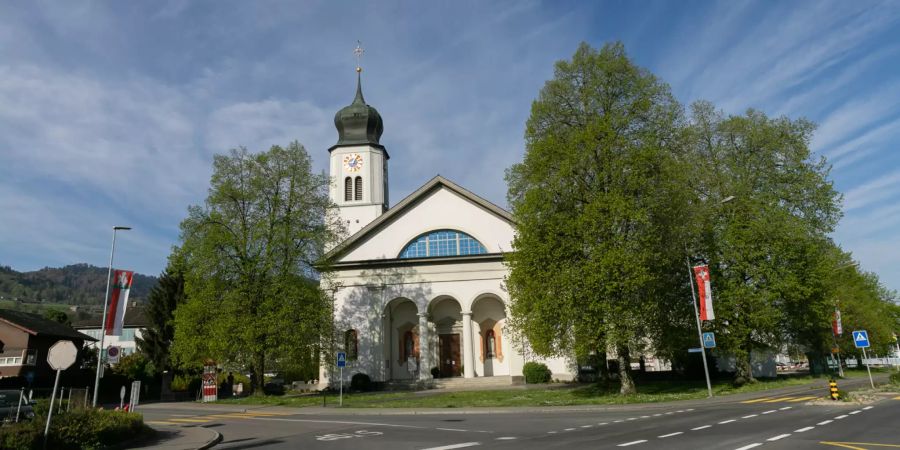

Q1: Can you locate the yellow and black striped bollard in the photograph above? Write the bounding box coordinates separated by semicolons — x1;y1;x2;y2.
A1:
829;379;840;401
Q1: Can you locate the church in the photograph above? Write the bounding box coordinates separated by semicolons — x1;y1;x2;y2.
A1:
317;68;573;387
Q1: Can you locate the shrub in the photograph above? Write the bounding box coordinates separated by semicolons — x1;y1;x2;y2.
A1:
523;362;551;384
889;371;900;386
431;367;440;378
0;409;150;450
350;373;372;392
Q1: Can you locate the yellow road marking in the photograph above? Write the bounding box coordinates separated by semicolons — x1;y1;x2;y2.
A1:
205;414;258;420
820;442;900;449
788;396;819;402
741;398;771;403
169;418;213;423
763;397;797;403
146;421;182;426
894;395;900;400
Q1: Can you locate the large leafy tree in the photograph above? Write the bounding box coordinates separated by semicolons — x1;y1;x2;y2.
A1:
506;42;691;394
687;102;842;384
171;142;340;394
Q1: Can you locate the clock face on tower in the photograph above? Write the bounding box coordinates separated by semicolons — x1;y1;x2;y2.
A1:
343;153;363;173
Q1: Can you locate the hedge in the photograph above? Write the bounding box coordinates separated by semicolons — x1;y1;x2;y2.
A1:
523;362;552;384
0;409;150;450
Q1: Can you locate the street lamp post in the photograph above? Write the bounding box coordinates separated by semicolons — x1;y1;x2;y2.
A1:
830;261;858;379
92;226;131;407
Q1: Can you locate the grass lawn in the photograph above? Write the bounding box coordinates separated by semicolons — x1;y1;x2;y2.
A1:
217;374;830;409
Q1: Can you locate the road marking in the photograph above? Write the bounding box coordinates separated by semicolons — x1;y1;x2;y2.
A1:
767;434;791;441
779;406;792;410
848;410;861;415
548;431;557;434
820;441;900;449
564;428;576;431
735;444;763;450
614;420;624;423
581;425;592;428
692;425;712;430
742;414;758;419
437;428;469;432
665;412;674;415
420;443;481;450
626;417;637;421
764;397;796;403
640;415;650;419
795;426;815;432
250;417;423;429
653;413;662;417
741;398;769;403
762;410;777;414
788;396;818;402
617;440;648;447
863;406;874;410
817;420;834;425
658;432;683;438
835;415;849;420
719;419;737;424
146;421;182;426
168;418;212;423
598;422;608;426
496;437;516;440
686;409;695;411
676;410;685;413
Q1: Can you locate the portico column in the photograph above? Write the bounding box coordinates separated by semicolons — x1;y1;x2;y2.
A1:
462;311;475;378
417;312;432;380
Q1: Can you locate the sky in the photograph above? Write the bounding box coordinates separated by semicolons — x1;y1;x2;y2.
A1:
1;1;899;293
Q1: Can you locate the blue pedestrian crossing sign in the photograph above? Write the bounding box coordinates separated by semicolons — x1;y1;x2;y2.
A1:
337;352;347;367
702;332;716;348
852;330;870;348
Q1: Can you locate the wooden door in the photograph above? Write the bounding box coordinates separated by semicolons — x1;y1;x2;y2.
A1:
439;334;461;377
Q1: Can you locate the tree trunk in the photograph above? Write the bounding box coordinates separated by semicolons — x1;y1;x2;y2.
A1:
252;351;266;395
596;350;609;383
733;343;755;386
617;345;636;395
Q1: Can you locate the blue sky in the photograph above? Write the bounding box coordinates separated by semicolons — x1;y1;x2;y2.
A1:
1;1;899;293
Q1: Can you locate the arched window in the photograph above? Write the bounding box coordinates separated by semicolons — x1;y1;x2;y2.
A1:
344;177;352;201
354;176;363;201
344;329;358;361
485;330;496;358
398;230;488;258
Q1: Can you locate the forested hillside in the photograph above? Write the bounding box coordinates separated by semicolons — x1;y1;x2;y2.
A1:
0;264;157;306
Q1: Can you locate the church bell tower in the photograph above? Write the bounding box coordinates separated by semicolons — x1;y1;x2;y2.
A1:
329;60;389;237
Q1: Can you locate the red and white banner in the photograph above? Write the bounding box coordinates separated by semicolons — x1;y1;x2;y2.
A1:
693;265;715;321
104;270;134;336
832;309;843;336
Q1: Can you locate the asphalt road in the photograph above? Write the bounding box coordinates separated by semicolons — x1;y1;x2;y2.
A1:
139;377;900;450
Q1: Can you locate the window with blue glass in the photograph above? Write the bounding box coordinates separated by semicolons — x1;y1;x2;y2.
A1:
398;230;488;258
121;328;136;341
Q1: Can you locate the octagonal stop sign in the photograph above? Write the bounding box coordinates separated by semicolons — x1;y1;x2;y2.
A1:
47;340;78;371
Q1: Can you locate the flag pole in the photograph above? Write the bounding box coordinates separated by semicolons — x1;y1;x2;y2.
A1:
687;257;713;398
92;226;129;407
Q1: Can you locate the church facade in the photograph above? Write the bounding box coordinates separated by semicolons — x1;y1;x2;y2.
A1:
318;72;572;386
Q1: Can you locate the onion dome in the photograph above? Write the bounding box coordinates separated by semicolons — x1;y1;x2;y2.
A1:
333;70;384;147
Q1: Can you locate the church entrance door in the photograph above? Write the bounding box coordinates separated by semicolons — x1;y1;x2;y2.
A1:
439;334;461;377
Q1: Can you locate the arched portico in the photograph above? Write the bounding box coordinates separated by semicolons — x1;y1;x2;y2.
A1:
472;294;508;377
383;297;420;380
428;296;464;378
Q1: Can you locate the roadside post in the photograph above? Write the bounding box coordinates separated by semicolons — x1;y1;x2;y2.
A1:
852;330;875;389
686;259;714;398
120;386;126;410
15;387;24;422
44;340;78;449
829;379;839;400
337;352;346;407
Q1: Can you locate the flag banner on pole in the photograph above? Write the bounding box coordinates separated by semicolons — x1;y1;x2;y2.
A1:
832;309;843;336
104;270;134;336
693;265;715;321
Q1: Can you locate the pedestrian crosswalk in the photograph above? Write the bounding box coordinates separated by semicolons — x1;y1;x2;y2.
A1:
146;410;292;426
740;395;820;404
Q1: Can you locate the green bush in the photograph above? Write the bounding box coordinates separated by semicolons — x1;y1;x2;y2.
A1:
523;362;552;384
350;373;372;392
0;419;41;450
889;371;900;386
171;374;201;393
0;409;149;450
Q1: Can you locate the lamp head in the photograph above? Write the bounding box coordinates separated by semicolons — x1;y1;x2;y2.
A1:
113;226;132;231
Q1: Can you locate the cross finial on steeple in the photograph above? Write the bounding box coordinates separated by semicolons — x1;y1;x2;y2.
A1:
354;41;364;73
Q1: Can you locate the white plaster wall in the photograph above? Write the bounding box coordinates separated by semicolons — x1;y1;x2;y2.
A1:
340;187;515;261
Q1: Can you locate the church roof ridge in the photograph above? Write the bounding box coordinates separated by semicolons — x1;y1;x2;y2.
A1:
323;175;513;262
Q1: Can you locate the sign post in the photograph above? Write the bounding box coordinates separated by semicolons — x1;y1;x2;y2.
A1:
852;330;874;389
337;352;346;407
120;386;126;410
686;259;713;398
44;340;78;449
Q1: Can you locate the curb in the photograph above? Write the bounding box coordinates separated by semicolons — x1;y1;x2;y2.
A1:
197;429;223;450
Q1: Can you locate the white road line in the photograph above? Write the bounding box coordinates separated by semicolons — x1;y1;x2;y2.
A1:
420;443;481;450
437;428;469;432
640;415;650;419
762;410;777;414
817;420;833;425
245;417;423;429
564;428;576;431
863;406;873;410
665;412;674;415
735;444;763;450
691;425;712;430
496;437;516;440
835;415;848;420
617;440;648;447
849;410;861;415
614;420;624;423
598;423;608;426
548;431;557;434
719;419;736;424
779;407;792;410
581;425;592;428
676;410;685;413
626;417;637;421
794;427;814;433
658;432;683;438
686;409;695;411
767;434;791;441
653;413;662;417
742;414;758;419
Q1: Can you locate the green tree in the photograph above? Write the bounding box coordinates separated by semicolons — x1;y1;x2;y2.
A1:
687;102;842;384
44;309;70;326
171;142;340;395
136;254;186;374
506;42;691;394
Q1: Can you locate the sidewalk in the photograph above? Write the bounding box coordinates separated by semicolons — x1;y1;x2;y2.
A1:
128;425;221;450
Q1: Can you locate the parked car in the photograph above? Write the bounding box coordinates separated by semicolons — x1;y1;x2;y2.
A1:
0;390;34;423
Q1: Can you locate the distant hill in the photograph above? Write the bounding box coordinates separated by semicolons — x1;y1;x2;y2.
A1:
0;264;158;307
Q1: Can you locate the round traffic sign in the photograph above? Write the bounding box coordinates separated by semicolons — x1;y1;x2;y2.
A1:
47;340;78;370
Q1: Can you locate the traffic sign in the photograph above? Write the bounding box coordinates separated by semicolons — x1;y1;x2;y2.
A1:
702;332;716;348
852;330;870;348
337;352;346;367
107;346;120;364
47;340;77;370
688;348;703;353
